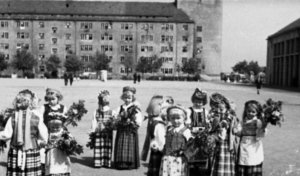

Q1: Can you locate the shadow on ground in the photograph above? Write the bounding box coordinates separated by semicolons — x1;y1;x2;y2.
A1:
70;156;94;168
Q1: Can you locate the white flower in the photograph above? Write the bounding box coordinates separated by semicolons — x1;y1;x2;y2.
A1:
150;140;159;150
272;111;280;117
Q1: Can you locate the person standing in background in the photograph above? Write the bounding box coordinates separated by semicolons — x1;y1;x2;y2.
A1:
69;72;74;86
63;72;69;86
255;75;263;95
137;73;141;84
133;72;137;84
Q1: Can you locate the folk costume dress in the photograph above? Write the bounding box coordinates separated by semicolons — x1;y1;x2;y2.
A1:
45;128;71;176
236;118;266;176
186;107;210;175
42;104;67;127
114;102;142;169
209;111;239;176
146;116;166;176
0;109;48;176
159;124;192;176
91;106;117;167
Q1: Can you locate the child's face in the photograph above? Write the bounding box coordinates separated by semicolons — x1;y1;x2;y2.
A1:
193;99;204;109
123;93;133;105
16;93;32;110
212;102;226;113
48;96;59;106
48;120;63;133
168;109;185;127
246;107;257;120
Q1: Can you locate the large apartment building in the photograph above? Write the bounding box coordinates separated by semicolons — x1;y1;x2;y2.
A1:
0;0;222;78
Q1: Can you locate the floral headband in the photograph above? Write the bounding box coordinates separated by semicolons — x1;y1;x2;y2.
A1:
167;104;187;117
192;88;207;105
209;92;231;110
123;86;136;94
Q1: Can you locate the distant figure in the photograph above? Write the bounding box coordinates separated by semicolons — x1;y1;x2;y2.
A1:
63;72;69;86
69;72;74;86
255;75;263;94
133;72;137;84
137;74;141;84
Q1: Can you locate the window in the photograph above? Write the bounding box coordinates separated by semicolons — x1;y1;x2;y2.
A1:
81;55;92;62
197;26;202;32
141;35;153;42
121;45;133;52
0;21;9;28
65;45;72;51
121;23;133;30
16;43;29;50
81;22;93;29
101;45;113;52
38;55;45;60
39;33;44;39
161;35;173;42
39;22;44;28
120;56;125;63
162;57;173;63
120;67;125;73
108;67;113;73
197;37;202;43
39;66;45;72
52;27;58;33
182;46;188;52
39;44;45;50
182;36;188;42
84;67;91;72
17;21;29;29
81;34;93;40
4;54;9;61
0;32;9;39
161;46;173;52
101;23;112;29
52;48;58;54
182;24;188;30
161;24;174;31
66;33;71;40
101;34;113;40
121;35;133;41
161;68;173;74
141;23;154;30
80;45;93;51
52;38;58;44
0;43;9;49
17;32;29;39
182;57;187;63
141;46;153;52
65;22;71;28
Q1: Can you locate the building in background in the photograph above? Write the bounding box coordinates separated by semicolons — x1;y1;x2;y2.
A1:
266;18;300;88
0;0;222;78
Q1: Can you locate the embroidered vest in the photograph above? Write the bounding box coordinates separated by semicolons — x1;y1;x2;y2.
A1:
242;120;257;136
164;126;187;155
189;107;206;127
95;109;113;123
43;104;64;127
11;112;40;150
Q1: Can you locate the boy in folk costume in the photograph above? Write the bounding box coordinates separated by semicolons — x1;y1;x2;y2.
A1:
208;92;239;176
0;89;48;176
91;90;117;168
141;95;174;176
114;86;143;169
186;88;210;175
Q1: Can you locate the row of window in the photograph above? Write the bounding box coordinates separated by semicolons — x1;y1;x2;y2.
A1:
0;21;203;32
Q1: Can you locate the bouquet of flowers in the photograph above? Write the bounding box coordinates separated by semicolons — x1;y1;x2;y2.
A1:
64;100;88;127
116;105;139;129
102;116;118;131
208;109;232;134
262;98;284;127
86;132;97;149
45;130;83;156
0;108;15;154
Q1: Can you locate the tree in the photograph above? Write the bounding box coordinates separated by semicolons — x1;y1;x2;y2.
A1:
232;60;261;75
90;50;112;74
64;54;84;74
0;53;8;76
248;61;261;75
181;57;201;76
10;49;37;76
136;56;151;77
45;55;62;78
149;55;163;74
122;57;134;76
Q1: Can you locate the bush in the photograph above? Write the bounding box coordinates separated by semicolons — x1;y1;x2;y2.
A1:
121;75;133;80
44;72;51;79
0;74;12;78
23;71;35;79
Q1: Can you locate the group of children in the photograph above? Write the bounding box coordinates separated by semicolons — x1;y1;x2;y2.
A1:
0;86;268;176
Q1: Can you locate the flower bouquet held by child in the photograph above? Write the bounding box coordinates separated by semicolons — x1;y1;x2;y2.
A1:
0;89;48;176
0;108;14;154
86;90;117;168
262;98;284;127
114;86;143;169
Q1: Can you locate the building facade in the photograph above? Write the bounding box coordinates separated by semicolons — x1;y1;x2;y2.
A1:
0;0;222;78
266;18;300;88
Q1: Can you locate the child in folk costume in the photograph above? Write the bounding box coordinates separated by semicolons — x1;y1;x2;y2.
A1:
186;88;210;176
91;90;117;168
114;86;143;169
234;100;267;176
141;95;174;176
208;92;239;176
0;89;48;176
159;104;193;176
44;113;71;176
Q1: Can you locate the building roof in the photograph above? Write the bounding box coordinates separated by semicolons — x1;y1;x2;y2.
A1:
0;0;193;23
268;17;300;39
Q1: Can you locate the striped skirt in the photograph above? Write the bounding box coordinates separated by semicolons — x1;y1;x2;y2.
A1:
7;148;42;176
94;131;113;167
238;163;263;176
114;126;140;169
210;139;236;176
147;150;163;176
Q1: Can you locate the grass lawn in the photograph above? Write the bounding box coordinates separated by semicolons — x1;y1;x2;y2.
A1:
0;78;299;176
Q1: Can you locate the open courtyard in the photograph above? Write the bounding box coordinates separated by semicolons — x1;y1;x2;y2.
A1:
0;78;299;176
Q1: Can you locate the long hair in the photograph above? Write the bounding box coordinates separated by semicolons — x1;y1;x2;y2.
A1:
146;95;174;119
242;100;263;123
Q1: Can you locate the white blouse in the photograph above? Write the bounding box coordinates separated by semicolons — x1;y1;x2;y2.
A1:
151;117;166;152
91;106;117;132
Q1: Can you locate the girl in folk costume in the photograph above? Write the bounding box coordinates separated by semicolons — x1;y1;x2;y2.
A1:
159;104;193;176
91;90;117;168
186;88;210;176
0;89;48;176
44;114;71;176
141;95;174;176
208;92;239;176
114;86;143;169
235;100;267;176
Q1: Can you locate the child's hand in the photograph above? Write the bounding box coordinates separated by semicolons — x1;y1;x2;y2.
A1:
39;141;47;148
